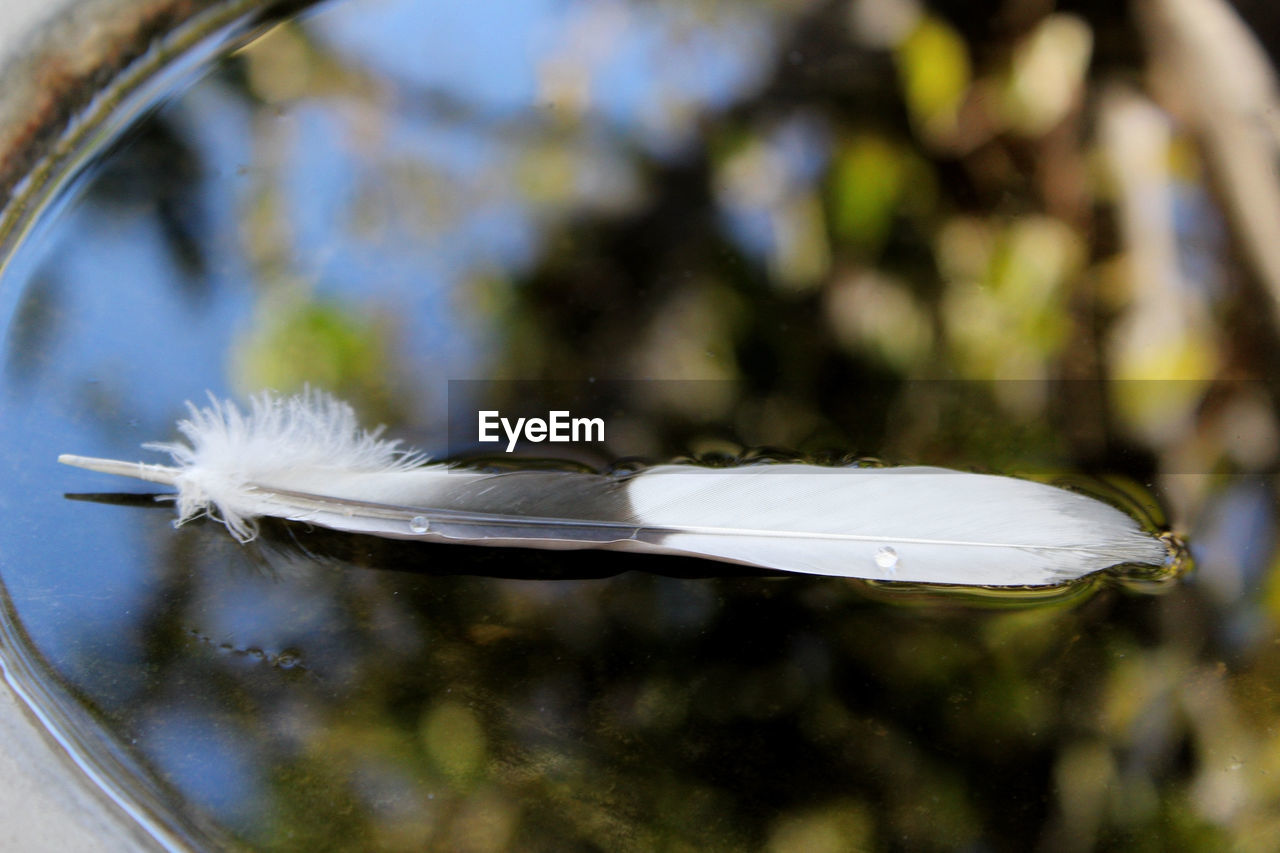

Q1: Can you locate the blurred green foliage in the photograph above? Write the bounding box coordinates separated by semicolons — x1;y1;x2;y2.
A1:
235;298;402;422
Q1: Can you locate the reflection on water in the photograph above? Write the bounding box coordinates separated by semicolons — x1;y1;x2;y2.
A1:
1;0;1280;849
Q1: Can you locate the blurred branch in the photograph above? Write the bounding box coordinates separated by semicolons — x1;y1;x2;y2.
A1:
1139;0;1280;328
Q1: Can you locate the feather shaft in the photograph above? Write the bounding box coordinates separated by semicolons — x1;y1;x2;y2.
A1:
214;483;1151;555
58;455;178;487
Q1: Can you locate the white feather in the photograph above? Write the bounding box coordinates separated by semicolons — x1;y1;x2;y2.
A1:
58;389;1174;586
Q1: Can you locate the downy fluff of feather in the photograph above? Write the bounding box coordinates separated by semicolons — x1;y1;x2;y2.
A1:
64;389;1176;585
145;389;430;541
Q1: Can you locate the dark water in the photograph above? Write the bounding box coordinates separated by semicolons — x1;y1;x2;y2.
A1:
0;0;1277;850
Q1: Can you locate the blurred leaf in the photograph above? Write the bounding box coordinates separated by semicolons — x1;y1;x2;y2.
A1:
938;217;1080;378
829;136;903;253
825;271;931;369
1002;14;1093;136
421;701;488;783
895;16;970;143
234;297;400;420
769;191;831;290
767;800;874;853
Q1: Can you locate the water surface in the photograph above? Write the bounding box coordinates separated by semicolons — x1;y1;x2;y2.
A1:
0;0;1276;850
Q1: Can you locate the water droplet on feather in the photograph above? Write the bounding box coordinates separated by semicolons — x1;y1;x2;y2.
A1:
874;546;899;571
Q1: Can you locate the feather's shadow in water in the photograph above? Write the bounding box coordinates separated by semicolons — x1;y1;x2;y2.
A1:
64;491;772;581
